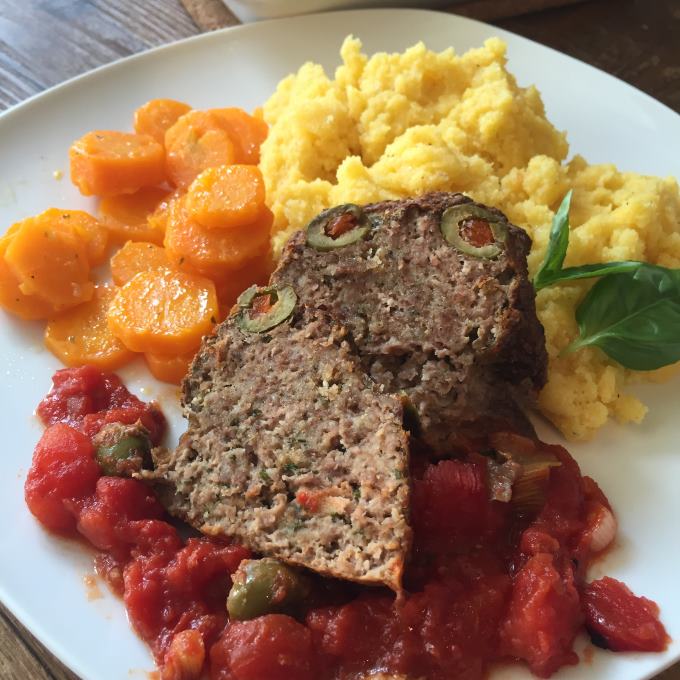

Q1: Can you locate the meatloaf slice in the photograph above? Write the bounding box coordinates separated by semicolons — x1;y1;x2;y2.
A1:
149;287;411;592
271;192;547;450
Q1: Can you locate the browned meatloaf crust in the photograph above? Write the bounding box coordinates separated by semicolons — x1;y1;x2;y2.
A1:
271;192;547;450
149;303;411;592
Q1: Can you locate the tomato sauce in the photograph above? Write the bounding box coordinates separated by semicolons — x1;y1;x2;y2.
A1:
25;366;668;680
37;365;166;444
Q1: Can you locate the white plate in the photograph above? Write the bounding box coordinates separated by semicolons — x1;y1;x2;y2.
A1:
0;9;678;680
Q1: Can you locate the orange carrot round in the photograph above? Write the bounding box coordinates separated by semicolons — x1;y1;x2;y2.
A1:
164;196;272;280
211;108;268;164
39;209;109;267
107;267;218;354
165;111;236;190
99;186;170;245
134;99;191;144
70;130;166;197
110;241;170;286
146;189;181;236
145;350;195;385
185;165;266;230
5;213;93;311
0;235;55;320
44;285;135;370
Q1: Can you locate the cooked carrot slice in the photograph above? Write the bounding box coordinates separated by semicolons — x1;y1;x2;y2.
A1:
110;241;170;286
165;111;236;190
1;223;22;242
5;214;93;311
146;189;180;236
38;209;109;267
214;251;274;317
0;236;55;320
185;165;266;230
164;196;272;280
70;130;166;197
145;350;195;385
134;99;192;144
211;108;268;165
107;267;218;354
99;187;170;245
44;285;135;370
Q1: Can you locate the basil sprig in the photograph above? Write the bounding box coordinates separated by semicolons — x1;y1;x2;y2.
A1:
566;267;680;369
533;191;642;291
533;192;680;370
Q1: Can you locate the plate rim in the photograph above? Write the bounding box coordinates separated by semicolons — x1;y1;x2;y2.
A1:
1;8;678;680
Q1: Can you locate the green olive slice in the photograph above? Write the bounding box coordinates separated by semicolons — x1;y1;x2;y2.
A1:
306;204;371;251
236;285;297;333
440;203;508;259
227;558;312;621
236;285;258;308
96;436;150;476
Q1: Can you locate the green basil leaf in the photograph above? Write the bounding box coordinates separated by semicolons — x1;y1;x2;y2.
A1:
541;261;680;291
565;272;680;370
631;262;680;297
533;190;572;291
536;260;642;288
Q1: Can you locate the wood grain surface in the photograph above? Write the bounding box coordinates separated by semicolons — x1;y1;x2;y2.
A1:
0;1;679;679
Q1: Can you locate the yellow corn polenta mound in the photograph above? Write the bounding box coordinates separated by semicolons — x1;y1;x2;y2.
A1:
259;36;680;440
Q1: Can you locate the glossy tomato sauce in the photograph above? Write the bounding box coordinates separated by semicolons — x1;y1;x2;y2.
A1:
25;367;668;680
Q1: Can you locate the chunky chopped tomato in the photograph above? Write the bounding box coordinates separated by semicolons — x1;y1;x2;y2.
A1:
36;365;166;444
25;370;668;680
77;477;166;552
210;614;318;680
24;423;100;533
411;459;490;550
308;554;510;680
583;577;669;652
531;443;585;549
125;537;249;661
499;552;581;677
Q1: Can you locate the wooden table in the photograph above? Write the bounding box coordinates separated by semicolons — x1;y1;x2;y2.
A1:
0;0;678;678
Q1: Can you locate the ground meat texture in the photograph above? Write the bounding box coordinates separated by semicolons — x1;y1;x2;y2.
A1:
148;307;411;592
271;193;547;450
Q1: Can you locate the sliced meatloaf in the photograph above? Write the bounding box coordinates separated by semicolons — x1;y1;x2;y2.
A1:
271;192;547;450
149;287;411;592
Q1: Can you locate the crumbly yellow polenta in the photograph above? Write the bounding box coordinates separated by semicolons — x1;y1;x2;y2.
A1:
259;37;680;440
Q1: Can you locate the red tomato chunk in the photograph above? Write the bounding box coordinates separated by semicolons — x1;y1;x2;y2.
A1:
411;457;495;550
25;423;100;533
308;559;510;680
499;553;581;677
210;614;318;680
583;577;669;652
77;476;166;552
37;365;166;444
124;535;249;662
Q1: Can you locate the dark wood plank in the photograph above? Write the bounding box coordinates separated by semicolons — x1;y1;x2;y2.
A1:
0;0;199;110
496;0;680;113
0;602;77;680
